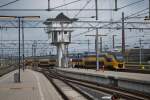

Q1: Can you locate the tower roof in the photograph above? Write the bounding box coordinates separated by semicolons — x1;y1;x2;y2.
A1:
44;13;77;25
55;13;71;21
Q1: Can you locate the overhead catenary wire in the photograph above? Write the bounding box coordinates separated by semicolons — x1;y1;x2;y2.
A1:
0;0;144;12
0;8;116;12
0;1;149;38
73;0;92;18
2;19;150;24
118;0;144;10
1;20;150;34
52;0;82;9
126;8;149;18
0;0;20;8
72;7;149;38
127;12;149;19
63;0;69;15
72;4;149;39
0;26;150;29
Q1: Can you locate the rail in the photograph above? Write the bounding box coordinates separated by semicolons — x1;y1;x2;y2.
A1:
37;68;150;100
39;68;92;100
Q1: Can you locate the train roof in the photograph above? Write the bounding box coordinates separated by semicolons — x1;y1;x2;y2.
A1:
25;55;57;60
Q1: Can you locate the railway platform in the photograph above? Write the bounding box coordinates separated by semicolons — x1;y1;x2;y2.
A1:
0;69;62;100
57;68;150;82
56;68;150;94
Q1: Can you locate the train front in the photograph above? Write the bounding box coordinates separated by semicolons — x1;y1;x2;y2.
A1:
105;53;125;69
112;53;125;69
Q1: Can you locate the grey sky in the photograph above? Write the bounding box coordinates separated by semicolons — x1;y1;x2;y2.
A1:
0;0;149;55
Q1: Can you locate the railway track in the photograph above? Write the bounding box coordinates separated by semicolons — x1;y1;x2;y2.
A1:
38;68;117;100
41;69;91;100
37;68;150;100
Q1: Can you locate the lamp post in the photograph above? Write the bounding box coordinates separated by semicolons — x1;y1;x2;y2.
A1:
18;17;21;82
17;16;40;82
22;20;25;71
0;16;40;82
95;0;100;70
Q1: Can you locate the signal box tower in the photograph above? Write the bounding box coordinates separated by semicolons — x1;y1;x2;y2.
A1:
44;13;76;67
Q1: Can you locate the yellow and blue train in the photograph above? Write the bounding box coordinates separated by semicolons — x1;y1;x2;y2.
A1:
25;55;57;68
69;52;125;69
25;52;125;70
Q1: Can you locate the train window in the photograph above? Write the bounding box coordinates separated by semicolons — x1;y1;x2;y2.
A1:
106;58;112;62
99;55;103;57
64;31;67;34
115;54;124;61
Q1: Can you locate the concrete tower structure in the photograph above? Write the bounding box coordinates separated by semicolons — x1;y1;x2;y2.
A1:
44;13;76;67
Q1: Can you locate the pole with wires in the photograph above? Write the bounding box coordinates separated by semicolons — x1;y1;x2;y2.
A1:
88;39;90;53
149;0;150;17
95;0;99;71
48;0;50;11
112;35;117;49
18;17;21;83
22;20;25;71
115;0;118;11
122;12;125;55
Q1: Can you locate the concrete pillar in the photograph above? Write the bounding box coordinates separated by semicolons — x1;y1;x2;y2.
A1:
63;45;68;68
57;43;65;67
57;44;69;68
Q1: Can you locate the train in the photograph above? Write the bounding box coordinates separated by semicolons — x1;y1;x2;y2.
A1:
69;52;125;69
25;55;57;68
25;52;125;70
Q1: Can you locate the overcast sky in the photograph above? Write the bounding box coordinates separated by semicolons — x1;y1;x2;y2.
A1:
0;0;149;55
